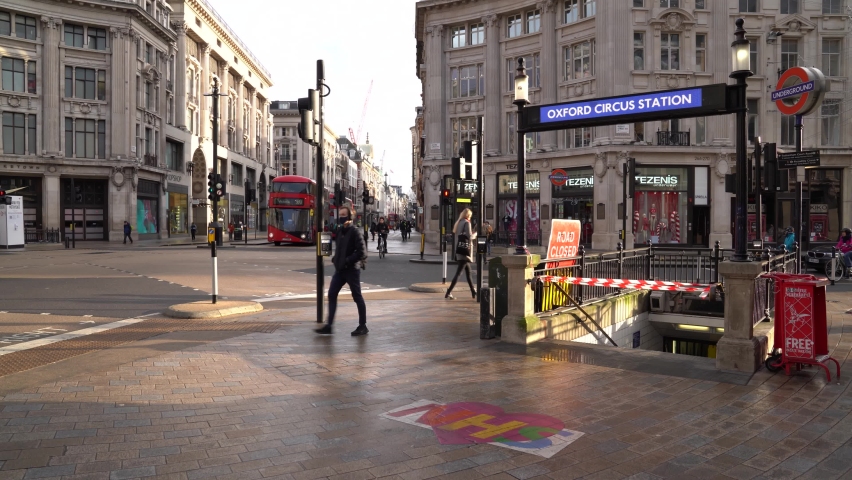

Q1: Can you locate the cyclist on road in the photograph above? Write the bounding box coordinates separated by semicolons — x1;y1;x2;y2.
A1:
376;217;390;253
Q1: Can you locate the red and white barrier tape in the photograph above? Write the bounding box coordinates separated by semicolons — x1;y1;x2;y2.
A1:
537;275;712;297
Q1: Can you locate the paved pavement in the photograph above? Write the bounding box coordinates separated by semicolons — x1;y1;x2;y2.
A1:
0;283;850;479
1;232;852;479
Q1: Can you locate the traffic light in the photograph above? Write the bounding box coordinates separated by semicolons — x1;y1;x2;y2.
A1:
215;174;226;199
441;188;451;204
297;89;319;145
207;173;215;200
0;189;8;205
334;183;342;207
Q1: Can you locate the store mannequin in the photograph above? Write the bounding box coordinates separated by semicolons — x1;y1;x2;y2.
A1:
642;214;649;244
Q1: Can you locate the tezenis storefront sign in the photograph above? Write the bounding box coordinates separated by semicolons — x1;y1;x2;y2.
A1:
636;175;679;188
522;84;728;132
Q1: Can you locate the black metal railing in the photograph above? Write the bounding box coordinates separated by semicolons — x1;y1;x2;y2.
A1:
25;228;62;244
143;154;159;167
656;130;690;146
533;241;801;315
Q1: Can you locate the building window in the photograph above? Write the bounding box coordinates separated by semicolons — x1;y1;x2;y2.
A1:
584;0;596;17
65;118;73;156
565;0;579;23
508;54;541;90
696;117;706;145
74;67;100;100
1;57;24;92
823;0;845;14
526;9;541;34
0;12;9;36
634;0;644;6
749;38;759;75
563;41;594;80
145;43;153;64
507;14;522;38
739;0;758;12
660;0;679;6
231;163;243;185
145;81;152;110
635;122;645;142
821;99;841;146
781;39;799;74
634;32;645;70
696;0;706;8
564;127;594;148
470;23;484;45
660;33;680;70
780;0;799;14
76;119;95;158
87;27;107;50
452;116;477;156
166;140;183;171
26;61;35;94
15;15;36;40
747;99;759;142
98;120;105;159
695;34;706;72
451;26;466;48
451;64;484;98
64;23;84;47
780;115;795;146
2;112;25;155
27;114;36;154
822;39;841;76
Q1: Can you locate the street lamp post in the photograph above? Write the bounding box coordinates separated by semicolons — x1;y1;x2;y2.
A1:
730;18;753;262
513;58;530;254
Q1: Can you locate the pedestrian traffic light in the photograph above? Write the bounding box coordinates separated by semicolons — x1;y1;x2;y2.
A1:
441;189;451;203
334;183;342;207
0;189;8;205
207;173;215;200
297;89;319;145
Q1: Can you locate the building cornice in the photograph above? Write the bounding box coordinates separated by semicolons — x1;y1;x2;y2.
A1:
41;0;177;44
185;0;273;87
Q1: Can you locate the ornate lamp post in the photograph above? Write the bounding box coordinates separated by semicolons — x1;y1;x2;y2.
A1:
730;18;753;262
513;58;530;254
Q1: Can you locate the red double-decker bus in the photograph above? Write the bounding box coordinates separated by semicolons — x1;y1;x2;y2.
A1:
268;175;316;245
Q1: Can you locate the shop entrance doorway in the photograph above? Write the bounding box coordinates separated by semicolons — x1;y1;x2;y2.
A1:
693;206;710;247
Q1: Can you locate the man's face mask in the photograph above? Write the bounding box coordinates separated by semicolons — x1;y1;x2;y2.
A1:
338;216;350;225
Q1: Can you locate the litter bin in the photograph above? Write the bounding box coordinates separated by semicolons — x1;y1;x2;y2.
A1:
234;229;242;241
764;273;840;381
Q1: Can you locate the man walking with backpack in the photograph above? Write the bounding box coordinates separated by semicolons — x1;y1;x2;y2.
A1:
316;206;369;336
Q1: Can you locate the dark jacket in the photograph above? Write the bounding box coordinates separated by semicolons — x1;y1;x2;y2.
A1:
123;223;131;235
332;224;367;271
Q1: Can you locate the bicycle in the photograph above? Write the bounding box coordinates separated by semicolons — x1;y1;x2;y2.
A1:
378;235;387;259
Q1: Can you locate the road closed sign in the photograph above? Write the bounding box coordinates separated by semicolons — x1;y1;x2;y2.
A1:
546;219;581;268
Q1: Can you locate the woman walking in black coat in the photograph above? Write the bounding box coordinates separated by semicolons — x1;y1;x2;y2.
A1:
445;208;477;300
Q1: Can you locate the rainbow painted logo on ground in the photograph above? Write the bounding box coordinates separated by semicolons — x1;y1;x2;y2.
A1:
380;400;584;458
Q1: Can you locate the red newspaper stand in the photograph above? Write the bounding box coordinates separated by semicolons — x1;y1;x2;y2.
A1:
764;273;840;381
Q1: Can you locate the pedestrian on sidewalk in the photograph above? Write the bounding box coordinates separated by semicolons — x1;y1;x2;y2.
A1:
190;223;197;241
485;221;493;257
316;206;369;336
445;208;477;300
836;227;852;277
228;222;234;241
123;221;133;244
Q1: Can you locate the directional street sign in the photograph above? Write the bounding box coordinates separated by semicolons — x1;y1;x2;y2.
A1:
778;150;820;169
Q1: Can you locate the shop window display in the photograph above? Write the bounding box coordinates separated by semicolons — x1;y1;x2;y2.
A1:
551;168;594;244
499;199;541;246
136;199;159;234
632;167;688;244
808;169;842;243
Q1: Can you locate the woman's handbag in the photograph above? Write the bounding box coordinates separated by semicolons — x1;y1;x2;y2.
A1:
456;233;471;257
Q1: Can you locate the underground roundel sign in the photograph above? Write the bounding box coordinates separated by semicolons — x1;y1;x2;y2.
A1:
771;66;826;116
549;169;568;186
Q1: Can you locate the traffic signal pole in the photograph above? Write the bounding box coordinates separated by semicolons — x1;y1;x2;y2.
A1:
205;78;223;304
316;60;325;324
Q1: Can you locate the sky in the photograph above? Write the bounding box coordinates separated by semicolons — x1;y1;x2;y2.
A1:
207;0;422;190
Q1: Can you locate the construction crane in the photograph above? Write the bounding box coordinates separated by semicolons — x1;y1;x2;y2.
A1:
380;150;385;172
354;80;373;146
348;128;356;145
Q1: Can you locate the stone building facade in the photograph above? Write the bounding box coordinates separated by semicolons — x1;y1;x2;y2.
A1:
414;0;852;251
0;0;273;242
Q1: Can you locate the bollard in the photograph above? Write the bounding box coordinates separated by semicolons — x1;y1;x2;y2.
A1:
64;234;69;249
420;233;425;261
479;288;496;339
